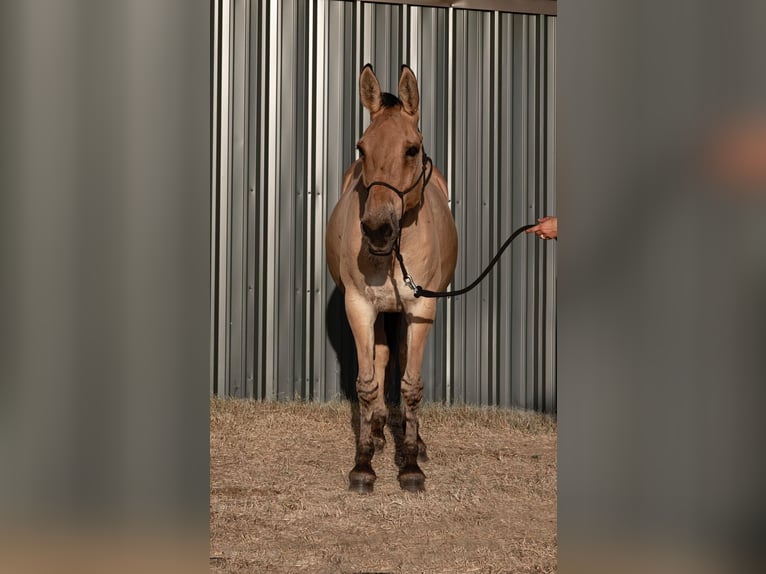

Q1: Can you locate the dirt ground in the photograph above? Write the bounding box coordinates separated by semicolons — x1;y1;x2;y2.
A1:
210;398;557;573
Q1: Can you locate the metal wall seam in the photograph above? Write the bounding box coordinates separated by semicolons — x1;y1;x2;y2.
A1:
282;0;295;401
535;16;546;411
544;15;556;412
480;10;494;407
264;0;280;399
450;10;465;403
510;13;526;407
323;2;345;401
306;0;316;400
409;7;419;76
444;5;454;404
210;0;221;395
487;14;507;404
229;0;244;397
255;0;269;398
524;16;538;410
245;0;260;399
243;0;256;399
234;0;253;398
217;0;232;396
496;11;511;408
312;0;328;401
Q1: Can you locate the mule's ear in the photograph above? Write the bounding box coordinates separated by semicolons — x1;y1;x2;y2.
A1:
359;64;382;114
398;65;419;116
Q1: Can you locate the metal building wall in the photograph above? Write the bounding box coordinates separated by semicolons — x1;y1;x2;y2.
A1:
212;0;556;412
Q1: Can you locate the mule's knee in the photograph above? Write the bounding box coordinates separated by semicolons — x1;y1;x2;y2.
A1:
356;376;379;406
401;375;423;408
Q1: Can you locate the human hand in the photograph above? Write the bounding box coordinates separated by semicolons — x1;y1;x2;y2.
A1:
526;216;557;240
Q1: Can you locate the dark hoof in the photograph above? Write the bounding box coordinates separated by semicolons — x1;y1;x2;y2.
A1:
349;466;376;494
398;466;426;492
373;436;387;453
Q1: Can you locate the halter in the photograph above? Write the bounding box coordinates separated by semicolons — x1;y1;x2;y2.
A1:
361;149;433;289
362;149;433;222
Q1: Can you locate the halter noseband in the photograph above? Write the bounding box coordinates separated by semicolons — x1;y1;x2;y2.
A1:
362;149;433;219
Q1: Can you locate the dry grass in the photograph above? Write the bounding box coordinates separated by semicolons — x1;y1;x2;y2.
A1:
210;398;557;573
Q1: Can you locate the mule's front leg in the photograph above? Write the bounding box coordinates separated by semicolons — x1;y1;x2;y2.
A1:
399;301;436;492
371;316;389;453
345;293;379;493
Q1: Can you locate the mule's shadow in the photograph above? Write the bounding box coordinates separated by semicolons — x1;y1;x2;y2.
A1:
326;287;407;468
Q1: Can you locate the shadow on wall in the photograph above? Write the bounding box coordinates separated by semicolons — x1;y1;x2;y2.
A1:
325;287;359;402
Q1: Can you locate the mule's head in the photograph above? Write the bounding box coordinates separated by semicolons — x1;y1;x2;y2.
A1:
357;64;424;256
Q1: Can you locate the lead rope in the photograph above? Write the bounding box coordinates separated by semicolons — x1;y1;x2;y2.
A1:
395;223;537;299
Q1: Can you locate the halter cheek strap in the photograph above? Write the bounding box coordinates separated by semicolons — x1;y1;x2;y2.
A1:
362;150;433;220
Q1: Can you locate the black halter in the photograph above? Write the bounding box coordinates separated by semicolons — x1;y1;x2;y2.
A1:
360;149;432;292
362;149;433;220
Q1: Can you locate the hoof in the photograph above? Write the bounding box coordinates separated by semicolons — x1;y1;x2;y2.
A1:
398;466;426;493
349;466;376;494
373;436;386;453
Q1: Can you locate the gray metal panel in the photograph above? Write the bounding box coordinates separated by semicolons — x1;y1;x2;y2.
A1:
213;0;557;412
229;0;248;398
544;16;557;412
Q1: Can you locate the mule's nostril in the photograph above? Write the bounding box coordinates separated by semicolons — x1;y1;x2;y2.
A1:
361;220;395;246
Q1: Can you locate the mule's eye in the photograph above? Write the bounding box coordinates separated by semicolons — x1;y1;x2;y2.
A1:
406;145;420;157
356;144;365;157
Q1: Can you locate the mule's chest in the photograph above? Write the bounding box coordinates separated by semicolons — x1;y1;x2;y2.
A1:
363;275;405;312
347;250;421;313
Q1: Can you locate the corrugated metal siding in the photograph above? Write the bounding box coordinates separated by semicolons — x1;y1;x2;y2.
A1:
212;0;556;412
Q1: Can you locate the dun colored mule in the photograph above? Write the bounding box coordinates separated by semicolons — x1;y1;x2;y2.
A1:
326;64;458;493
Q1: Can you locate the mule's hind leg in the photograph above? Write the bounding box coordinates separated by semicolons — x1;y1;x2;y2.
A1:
345;293;379;493
398;301;436;492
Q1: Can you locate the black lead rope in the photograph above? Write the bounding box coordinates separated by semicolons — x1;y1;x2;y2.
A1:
395;223;536;299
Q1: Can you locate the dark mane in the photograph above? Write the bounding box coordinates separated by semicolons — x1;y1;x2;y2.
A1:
381;92;402;109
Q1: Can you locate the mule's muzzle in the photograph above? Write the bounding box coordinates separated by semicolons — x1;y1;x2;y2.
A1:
361;216;399;256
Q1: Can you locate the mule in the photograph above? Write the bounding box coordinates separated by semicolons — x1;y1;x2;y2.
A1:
326;64;458;493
